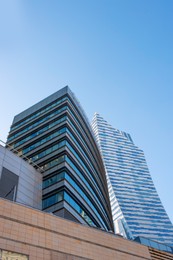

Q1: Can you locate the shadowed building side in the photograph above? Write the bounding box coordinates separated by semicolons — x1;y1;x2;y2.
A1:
0;144;42;209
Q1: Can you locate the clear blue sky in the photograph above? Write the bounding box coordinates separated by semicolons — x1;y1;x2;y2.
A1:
0;0;173;223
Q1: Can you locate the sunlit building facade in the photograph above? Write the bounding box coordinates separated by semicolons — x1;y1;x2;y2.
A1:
92;113;173;247
2;198;173;260
6;87;113;231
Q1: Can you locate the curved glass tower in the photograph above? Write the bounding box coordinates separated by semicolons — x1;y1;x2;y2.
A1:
6;87;114;231
92;113;173;246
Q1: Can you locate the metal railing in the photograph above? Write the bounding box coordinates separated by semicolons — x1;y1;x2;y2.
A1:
0;139;44;173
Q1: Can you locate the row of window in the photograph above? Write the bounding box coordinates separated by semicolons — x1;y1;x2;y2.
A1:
25;123;105;208
43;171;65;189
66;108;100;171
135;237;173;253
23;127;66;154
43;171;107;229
110;182;157;191
66;141;104;203
14;116;67;148
8;97;111;230
15;110;107;219
31;137;108;222
43;190;63;208
109;176;155;187
8;106;67;141
31;140;66;162
11;96;67;131
126;221;173;231
65;156;109;222
22;122;99;196
10;96;84;150
42;153;108;225
66;128;105;196
20;121;105;211
42;191;96;227
66;127;94;169
100;143;144;156
41;155;65;170
12;103;102;198
124;216;172;224
106;165;149;174
122;212;170;220
64;192;96;227
66;113;106;199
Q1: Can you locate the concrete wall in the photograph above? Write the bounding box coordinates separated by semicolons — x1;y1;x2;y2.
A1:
0;145;42;209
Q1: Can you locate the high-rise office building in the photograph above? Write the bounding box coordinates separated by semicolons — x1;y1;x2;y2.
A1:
6;87;113;231
92;113;173;247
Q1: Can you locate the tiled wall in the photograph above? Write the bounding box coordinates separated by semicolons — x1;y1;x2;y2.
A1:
0;198;153;260
149;247;173;260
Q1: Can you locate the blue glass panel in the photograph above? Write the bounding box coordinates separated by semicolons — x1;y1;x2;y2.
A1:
41;155;65;171
64;192;96;227
9;106;67;141
11;96;67;131
15;116;66;148
42;191;63;208
23;127;66;154
43;172;65;189
31;140;66;162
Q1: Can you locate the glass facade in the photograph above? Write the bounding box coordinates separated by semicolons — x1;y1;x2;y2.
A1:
7;87;113;231
91;113;173;247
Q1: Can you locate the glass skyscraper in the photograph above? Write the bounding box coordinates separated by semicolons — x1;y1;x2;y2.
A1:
92;113;173;247
6;87;114;231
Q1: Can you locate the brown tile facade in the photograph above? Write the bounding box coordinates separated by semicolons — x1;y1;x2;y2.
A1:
0;198;169;260
149;247;173;260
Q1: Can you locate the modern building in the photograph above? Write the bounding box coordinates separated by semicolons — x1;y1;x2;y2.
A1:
91;113;173;247
6;86;113;231
1;198;173;260
0;143;42;209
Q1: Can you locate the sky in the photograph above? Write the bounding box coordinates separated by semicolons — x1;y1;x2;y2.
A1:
0;0;173;223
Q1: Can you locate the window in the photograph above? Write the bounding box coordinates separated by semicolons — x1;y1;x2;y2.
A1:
0;250;28;260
